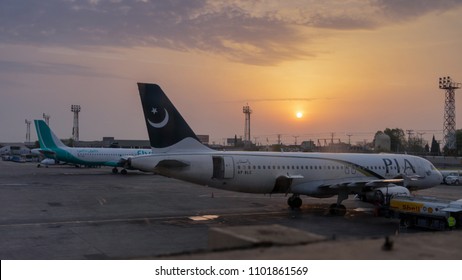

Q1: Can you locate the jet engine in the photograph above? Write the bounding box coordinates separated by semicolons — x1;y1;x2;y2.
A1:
363;184;410;204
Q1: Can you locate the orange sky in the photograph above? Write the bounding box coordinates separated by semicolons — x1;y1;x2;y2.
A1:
1;1;461;145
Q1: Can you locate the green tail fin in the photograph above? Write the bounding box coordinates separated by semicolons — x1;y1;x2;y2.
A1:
34;120;67;149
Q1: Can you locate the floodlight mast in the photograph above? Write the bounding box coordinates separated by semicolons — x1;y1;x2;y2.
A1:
71;105;81;143
439;76;461;155
243;105;252;147
42;113;50;126
25;119;31;143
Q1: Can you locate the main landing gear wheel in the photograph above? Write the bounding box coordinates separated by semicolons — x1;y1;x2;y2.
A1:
329;204;347;216
120;169;128;175
375;190;385;205
287;195;302;209
112;167;118;174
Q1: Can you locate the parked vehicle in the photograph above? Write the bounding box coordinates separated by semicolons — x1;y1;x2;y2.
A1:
441;170;462;185
445;175;461;185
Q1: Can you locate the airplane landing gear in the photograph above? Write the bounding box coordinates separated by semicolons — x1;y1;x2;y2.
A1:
287;194;302;209
112;167;128;175
328;189;348;216
329;203;347;216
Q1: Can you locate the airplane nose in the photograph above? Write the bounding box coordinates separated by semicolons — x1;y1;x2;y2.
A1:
432;169;443;185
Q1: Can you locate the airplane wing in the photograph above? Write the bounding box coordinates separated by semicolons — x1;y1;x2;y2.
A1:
291;177;405;195
321;178;403;190
118;156;131;168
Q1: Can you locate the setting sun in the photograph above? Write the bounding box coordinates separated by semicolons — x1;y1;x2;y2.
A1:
296;111;303;119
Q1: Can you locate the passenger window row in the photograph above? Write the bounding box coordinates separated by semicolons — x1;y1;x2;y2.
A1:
236;164;396;171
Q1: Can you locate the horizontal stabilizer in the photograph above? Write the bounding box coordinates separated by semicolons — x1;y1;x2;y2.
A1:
39;150;56;156
156;159;190;169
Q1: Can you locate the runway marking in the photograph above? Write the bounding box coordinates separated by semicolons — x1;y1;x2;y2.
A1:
0;183;28;186
0;211;289;229
189;215;219;221
353;208;374;212
0;202;377;229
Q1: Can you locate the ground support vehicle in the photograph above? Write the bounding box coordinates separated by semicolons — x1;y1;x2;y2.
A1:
381;196;462;230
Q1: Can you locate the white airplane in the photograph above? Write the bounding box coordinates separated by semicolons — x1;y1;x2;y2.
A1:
34;119;152;174
128;83;443;215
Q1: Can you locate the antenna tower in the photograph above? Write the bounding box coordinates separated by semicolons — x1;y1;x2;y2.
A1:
243;105;252;146
439;76;461;154
71;105;81;143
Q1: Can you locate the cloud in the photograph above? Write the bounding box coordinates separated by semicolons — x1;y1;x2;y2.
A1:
245;98;329;102
0;60;96;76
375;0;462;21
0;0;461;65
224;97;335;104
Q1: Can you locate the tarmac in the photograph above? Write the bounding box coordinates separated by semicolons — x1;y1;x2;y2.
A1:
0;160;461;260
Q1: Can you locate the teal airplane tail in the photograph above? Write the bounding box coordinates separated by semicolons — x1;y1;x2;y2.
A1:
34;120;67;149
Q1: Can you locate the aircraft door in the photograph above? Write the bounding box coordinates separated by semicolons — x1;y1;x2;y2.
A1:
212;156;234;179
223;156;235;179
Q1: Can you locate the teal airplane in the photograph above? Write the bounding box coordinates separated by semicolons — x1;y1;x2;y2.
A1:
34;120;152;174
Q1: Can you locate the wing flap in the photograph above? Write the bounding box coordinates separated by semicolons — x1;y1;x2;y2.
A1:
284;174;304;179
321;178;403;189
365;178;403;187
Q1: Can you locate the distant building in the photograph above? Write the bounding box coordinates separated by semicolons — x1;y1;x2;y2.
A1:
197;135;210;145
0;143;31;155
300;140;315;151
227;137;244;147
101;137;151;148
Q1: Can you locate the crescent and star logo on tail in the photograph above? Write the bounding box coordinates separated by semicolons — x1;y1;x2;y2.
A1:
147;107;169;128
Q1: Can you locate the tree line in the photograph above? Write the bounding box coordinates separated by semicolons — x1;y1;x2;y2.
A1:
375;128;462;156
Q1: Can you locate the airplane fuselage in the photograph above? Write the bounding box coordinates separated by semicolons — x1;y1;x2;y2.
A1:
130;151;442;197
42;147;152;167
